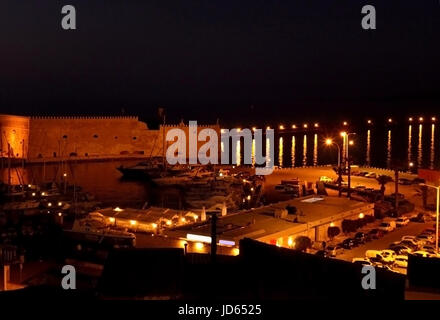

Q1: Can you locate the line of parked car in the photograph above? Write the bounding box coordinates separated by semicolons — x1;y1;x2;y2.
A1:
350;228;440;273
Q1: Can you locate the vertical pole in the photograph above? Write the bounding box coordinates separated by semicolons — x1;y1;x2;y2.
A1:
436;187;439;253
7;143;11;188
394;169;399;213
347;162;351;199
211;213;217;263
3;265;10;291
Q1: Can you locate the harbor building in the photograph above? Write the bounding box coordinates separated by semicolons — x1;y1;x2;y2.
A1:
167;195;374;247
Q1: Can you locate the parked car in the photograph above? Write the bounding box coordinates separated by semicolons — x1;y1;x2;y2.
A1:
422;228;436;235
398;178;412;185
398;240;419;251
315;250;328;258
421;245;437;254
341;238;355;249
365;250;395;264
381;250;397;263
354;185;366;192
368;228;384;239
410;213;428;223
416;234;434;245
412;251;431;258
402;235;417;242
378;221;396;233
389;244;413;255
412;177;426;185
326;245;344;257
396;217;410;227
394;255;408;268
354;232;369;244
365;172;377;179
319;176;333;183
352;258;372;266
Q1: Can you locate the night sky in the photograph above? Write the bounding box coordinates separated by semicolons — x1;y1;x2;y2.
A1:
0;0;439;126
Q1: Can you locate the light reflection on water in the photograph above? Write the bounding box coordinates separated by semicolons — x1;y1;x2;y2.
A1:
387;130;392;168
278;137;283;167
431;124;435;170
291;136;296;168
0;160;151;207
313;134;318;166
366;129;371;166
302;135;307;167
408;125;412;168
418;124;423;168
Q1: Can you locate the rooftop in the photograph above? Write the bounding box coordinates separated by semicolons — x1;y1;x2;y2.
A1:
167;196;372;242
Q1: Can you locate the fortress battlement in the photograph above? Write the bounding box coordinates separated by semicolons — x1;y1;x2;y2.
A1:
31;116;139;121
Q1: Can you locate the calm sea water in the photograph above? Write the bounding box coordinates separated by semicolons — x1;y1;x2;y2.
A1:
271;124;439;170
0;160;183;208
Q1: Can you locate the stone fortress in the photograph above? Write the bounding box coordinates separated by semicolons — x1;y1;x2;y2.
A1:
0;114;220;163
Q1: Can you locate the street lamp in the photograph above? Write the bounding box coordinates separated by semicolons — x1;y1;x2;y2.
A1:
325;138;342;197
325;139;341;168
420;183;439;253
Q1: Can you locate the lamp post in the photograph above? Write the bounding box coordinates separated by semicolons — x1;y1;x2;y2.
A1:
341;132;356;199
420;183;439;253
325;139;342;197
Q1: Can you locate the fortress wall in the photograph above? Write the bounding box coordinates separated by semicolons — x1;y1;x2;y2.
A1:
27;117;160;160
0;115;30;158
0;114;221;162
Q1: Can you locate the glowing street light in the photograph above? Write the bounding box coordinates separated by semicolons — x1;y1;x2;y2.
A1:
314;123;319;128
303;124;308;129
343;121;348;126
349;140;354;146
325;138;341;171
388;118;393;123
432;117;437;122
292;124;297;129
279;125;285;130
409;117;413;122
367;120;372;124
419;117;424;122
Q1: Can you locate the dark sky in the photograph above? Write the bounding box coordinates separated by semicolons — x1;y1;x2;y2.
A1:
0;0;439;126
